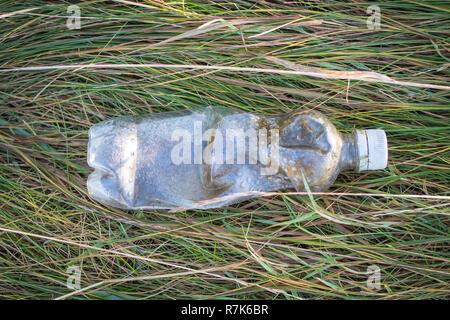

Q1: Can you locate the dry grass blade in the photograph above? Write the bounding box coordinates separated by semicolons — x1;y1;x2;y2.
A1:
2;63;448;90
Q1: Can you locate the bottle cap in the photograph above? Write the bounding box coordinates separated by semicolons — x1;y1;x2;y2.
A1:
355;129;388;171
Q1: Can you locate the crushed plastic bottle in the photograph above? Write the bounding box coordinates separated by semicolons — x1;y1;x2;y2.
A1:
87;106;388;209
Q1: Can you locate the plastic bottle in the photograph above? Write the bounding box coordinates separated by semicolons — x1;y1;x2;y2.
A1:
87;106;388;209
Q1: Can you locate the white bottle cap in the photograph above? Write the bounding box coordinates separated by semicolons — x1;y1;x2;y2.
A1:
355;129;388;171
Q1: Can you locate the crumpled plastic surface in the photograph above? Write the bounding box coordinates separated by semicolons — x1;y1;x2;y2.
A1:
87;106;346;209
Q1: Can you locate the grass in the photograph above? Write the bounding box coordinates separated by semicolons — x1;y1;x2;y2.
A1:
0;0;449;299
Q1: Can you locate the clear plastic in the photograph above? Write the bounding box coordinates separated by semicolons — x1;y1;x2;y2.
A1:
87;106;387;209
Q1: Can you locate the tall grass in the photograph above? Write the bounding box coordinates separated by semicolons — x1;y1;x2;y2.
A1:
0;1;448;299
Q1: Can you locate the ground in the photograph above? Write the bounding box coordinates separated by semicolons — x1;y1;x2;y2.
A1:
0;1;449;299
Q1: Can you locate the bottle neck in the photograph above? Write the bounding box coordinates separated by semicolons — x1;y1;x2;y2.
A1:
339;133;358;171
